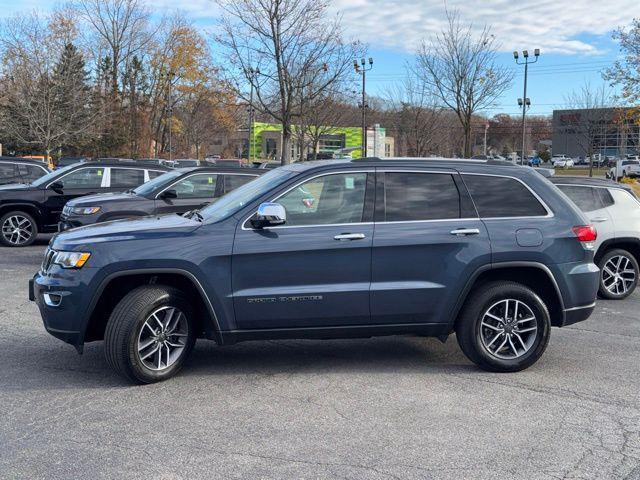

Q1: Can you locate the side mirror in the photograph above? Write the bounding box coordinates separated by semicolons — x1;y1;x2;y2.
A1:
49;181;64;192
250;202;286;229
159;189;178;200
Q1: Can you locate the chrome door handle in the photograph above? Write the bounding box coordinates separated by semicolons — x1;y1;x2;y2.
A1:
334;233;366;241
591;217;608;223
450;228;480;236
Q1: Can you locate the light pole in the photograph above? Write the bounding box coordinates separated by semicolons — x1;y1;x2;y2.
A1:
484;123;489;156
354;57;373;157
247;67;260;163
514;49;540;165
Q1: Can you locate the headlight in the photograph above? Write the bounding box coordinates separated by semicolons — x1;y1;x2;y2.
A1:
53;251;91;269
70;206;101;215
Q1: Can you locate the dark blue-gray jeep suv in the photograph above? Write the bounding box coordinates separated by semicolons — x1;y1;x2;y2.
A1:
30;158;600;383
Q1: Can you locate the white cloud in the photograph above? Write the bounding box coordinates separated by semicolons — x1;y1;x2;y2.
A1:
328;0;636;54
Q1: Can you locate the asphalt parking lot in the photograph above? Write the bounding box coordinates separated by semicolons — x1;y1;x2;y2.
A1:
1;240;639;480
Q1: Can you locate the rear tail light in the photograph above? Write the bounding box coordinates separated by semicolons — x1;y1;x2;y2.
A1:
572;225;597;250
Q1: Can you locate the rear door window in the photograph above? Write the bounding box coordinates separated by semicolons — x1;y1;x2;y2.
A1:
223;174;256;194
556;185;603;212
110;168;145;188
170;174;218;199
462;175;548;218
382;172;461;221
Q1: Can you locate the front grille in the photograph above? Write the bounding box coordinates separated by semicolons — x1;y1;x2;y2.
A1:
41;248;56;273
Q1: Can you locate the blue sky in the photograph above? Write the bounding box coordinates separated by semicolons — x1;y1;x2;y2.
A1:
1;0;635;118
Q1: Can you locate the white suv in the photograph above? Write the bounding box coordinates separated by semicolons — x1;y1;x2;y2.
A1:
607;158;640;180
551;176;640;299
551;155;574;168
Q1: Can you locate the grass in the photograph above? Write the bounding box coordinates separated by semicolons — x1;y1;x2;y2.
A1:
551;166;640;196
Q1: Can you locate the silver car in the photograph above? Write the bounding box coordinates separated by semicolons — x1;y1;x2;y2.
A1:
551;176;640;299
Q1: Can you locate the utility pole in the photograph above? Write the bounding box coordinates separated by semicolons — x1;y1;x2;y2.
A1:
166;70;175;162
354;58;373;157
247;67;259;163
484;123;489;156
514;49;540;165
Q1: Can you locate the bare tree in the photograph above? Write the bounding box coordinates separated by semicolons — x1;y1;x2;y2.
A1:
415;10;512;157
384;73;445;157
564;82;615;177
216;0;358;164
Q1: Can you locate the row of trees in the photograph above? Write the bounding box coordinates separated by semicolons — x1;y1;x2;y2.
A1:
0;1;238;160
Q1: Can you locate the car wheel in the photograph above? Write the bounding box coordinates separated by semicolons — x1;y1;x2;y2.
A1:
456;281;551;372
597;249;639;300
0;210;38;247
104;285;196;384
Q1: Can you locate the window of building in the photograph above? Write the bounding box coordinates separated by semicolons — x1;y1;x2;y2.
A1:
462;175;548;218
383;172;460;222
277;173;367;226
110;168;145;188
265;139;277;158
318;134;346;152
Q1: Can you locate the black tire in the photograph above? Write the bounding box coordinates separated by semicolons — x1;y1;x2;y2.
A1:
104;285;196;384
0;210;38;247
597;249;639;300
456;281;551;373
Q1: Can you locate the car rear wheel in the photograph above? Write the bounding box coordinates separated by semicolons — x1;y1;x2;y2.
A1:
597;249;638;300
104;285;196;384
456;281;551;372
0;211;38;247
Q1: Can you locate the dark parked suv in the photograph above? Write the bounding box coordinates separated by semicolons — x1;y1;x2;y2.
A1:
59;167;263;230
0;157;50;185
0;160;167;246
30;158;600;383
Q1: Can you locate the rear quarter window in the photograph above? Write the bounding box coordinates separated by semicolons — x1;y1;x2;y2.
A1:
556;185;603;212
462;174;548;218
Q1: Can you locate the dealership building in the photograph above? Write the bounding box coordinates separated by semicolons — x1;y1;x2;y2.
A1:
552;107;640;158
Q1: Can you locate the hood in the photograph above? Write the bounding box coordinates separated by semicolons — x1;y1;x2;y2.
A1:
67;191;144;206
52;213;202;248
0;182;32;191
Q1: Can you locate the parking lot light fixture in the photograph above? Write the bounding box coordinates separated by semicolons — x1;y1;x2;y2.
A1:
514;49;540;164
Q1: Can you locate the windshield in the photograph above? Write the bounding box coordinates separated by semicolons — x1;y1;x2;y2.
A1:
133;170;183;196
200;168;295;223
30;164;76;187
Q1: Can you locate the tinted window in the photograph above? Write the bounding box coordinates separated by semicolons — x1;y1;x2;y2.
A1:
59;167;105;188
224;174;256;193
383;172;460;221
147;170;165;180
278;173;367;226
170;174;218;199
110;168;144;188
557;185;603;212
0;163;20;184
463;175;547;218
18;164;47;181
599;188;615;207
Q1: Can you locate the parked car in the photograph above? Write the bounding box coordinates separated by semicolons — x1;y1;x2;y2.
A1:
0;157;50;185
0;160;168;247
606;158;640;180
56;157;89;169
550;176;640;299
59;167;264;230
207;159;245;168
30;157;599;383
527;156;541;167
172;159;201;168
552;155;575;168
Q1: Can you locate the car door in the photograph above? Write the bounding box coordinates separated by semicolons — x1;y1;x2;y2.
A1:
555;184;615;250
232;170;374;330
154;173;221;215
370;169;491;325
42;166;107;225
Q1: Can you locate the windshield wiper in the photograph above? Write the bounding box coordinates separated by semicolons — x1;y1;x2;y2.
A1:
183;210;204;222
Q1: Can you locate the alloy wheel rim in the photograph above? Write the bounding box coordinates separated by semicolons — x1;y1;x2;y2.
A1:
602;255;636;296
137;306;189;371
1;215;33;245
479;299;538;360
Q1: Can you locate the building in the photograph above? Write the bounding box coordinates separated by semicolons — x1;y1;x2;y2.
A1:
245;122;394;161
552;107;640;158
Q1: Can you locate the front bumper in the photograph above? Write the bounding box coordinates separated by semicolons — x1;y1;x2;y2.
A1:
29;268;96;352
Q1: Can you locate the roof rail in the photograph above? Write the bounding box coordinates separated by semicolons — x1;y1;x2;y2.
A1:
352;156;515;166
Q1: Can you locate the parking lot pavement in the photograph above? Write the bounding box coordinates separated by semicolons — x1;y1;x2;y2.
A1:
0;244;639;480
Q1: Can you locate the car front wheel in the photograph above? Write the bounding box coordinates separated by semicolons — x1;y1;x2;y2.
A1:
597;249;638;300
456;281;551;372
104;285;196;384
0;210;38;247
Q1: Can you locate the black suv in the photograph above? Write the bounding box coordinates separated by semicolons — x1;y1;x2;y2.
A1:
0;160;167;246
31;158;600;383
0;157;50;185
59;167;263;230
